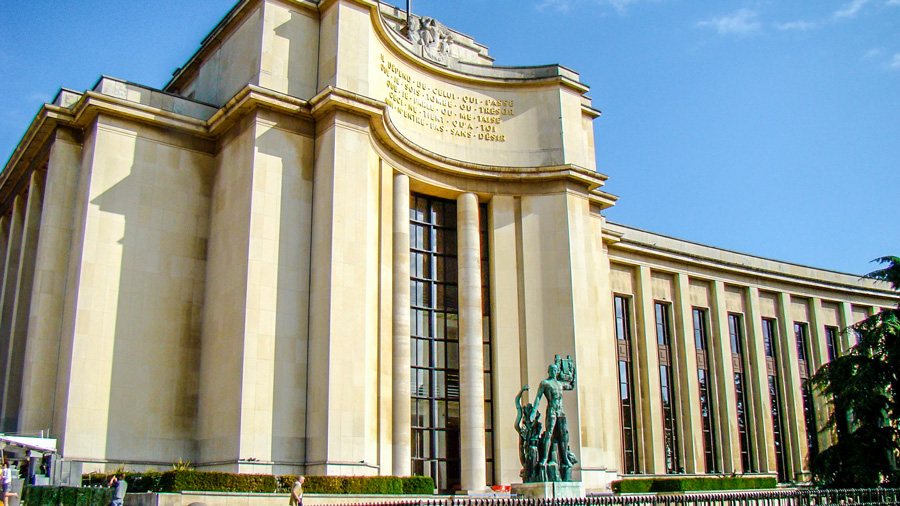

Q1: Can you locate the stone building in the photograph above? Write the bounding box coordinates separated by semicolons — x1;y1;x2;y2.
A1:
0;0;894;493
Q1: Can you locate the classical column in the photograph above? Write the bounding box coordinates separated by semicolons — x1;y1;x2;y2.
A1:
746;287;775;473
807;298;827;375
709;280;739;474
809;298;833;448
672;272;704;473
2;171;44;431
634;265;664;473
392;173;412;476
775;291;807;480
0;195;25;431
838;302;856;352
457;192;487;492
20;129;82;434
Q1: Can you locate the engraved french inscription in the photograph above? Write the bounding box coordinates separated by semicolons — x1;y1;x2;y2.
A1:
379;54;514;143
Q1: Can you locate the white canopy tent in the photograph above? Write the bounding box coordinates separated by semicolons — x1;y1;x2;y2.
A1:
0;434;58;487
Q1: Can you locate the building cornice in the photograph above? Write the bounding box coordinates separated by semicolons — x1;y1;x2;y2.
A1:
0;104;76;213
601;227;624;245
208;84;314;137
0;81;617;215
68;91;210;136
606;222;898;302
591;189;618;209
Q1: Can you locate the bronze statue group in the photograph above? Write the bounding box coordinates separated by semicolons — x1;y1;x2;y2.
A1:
515;355;579;483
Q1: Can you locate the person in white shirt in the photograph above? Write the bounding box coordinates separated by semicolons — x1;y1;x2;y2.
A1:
1;461;19;505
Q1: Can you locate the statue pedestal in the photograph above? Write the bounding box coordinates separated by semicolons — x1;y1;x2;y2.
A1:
511;482;585;499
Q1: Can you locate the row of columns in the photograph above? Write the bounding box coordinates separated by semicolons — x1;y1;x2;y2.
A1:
628;266;863;480
390;173;488;491
0;170;45;432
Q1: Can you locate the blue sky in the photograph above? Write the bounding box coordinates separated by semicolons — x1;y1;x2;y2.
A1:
0;0;896;276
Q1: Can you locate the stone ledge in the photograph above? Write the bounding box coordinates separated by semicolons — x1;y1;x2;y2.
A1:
511;482;586;499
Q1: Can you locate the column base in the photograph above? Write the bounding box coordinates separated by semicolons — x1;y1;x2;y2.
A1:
511;481;586;498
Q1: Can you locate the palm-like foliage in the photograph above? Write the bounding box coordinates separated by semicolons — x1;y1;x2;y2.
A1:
866;256;900;291
809;256;900;487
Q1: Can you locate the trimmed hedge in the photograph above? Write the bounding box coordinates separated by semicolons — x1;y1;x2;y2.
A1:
401;476;435;495
83;471;165;493
22;486;112;506
85;471;275;493
612;476;778;493
280;476;399;494
83;471;434;495
277;475;434;495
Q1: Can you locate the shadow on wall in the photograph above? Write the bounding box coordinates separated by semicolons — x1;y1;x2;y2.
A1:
272;8;319;100
91;129;211;464
254;116;314;472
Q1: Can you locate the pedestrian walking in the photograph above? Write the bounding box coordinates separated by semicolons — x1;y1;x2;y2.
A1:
289;476;304;506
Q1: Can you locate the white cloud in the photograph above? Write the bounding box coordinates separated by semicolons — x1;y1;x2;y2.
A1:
862;49;900;70
887;0;900;6
891;53;900;69
775;20;817;31
607;0;638;13
834;0;870;18
536;0;641;13
537;0;572;12
697;8;761;36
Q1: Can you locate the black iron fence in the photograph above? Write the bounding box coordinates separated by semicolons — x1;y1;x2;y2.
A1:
334;489;900;506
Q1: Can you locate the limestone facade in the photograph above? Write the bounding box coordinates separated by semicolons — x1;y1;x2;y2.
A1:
0;0;895;493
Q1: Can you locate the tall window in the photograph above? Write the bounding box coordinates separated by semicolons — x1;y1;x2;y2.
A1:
410;195;460;491
825;326;839;362
763;318;788;482
409;195;494;491
729;313;755;473
693;308;718;473
795;322;819;459
656;302;680;474
614;295;639;474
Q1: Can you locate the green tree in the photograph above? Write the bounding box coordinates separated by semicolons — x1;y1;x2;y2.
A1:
809;256;900;487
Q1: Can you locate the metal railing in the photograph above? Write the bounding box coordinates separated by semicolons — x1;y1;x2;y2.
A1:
331;489;900;506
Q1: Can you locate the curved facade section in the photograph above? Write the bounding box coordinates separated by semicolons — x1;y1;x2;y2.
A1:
365;8;596;169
